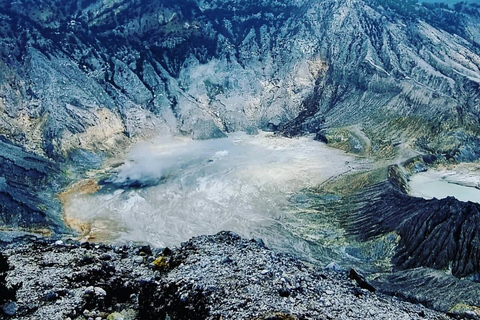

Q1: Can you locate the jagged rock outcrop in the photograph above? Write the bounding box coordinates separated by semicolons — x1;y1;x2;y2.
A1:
0;252;15;307
309;164;480;315
341;179;480;278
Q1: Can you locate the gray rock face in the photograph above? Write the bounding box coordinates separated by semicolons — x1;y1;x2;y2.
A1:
1;0;477;157
282;1;480;142
0;137;63;232
1;0;321;153
325;169;480;316
374;267;480;313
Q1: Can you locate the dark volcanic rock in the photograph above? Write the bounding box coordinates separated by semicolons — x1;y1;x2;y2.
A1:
342;180;480;278
348;268;375;293
1;232;444;320
0;138;63;232
374;267;480;313
0;252;16;305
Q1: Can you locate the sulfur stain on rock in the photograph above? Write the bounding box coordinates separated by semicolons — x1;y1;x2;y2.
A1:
447;303;480;319
152;256;169;270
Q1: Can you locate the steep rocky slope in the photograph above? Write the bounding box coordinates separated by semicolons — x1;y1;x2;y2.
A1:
1;0;480;154
0;0;480;229
344;181;480;278
303;163;480;316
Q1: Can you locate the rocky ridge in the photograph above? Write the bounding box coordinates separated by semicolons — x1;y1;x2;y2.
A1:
300;163;479;316
0;231;446;320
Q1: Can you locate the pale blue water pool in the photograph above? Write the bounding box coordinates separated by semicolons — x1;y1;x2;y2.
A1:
409;171;480;204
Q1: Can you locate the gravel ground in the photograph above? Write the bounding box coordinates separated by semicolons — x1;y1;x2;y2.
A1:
1;231;447;320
